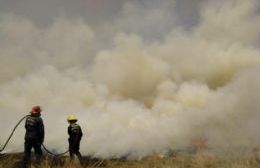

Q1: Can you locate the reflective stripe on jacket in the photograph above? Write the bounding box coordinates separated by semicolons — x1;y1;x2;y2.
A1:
68;123;82;142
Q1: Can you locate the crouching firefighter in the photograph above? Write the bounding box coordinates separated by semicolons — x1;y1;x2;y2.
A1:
67;115;83;164
23;105;44;167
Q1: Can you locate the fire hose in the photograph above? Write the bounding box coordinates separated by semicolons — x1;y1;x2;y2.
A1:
0;115;29;153
42;144;68;157
0;115;68;157
0;115;106;168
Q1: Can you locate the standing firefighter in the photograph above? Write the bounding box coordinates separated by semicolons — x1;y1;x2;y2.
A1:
23;105;44;167
67;115;83;164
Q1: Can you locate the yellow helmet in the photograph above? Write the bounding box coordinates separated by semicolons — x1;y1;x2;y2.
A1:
67;115;78;121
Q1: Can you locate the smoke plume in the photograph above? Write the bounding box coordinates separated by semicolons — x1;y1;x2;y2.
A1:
0;0;260;159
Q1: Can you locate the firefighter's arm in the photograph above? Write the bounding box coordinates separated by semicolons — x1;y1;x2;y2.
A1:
39;118;44;143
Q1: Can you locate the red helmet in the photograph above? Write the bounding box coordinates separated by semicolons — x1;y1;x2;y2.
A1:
31;105;41;114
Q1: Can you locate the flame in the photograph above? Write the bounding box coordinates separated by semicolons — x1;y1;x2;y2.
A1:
194;138;207;154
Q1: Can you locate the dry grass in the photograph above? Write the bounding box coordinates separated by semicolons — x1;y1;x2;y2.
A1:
1;153;260;168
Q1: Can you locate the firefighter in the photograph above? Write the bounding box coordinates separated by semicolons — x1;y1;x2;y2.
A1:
67;115;83;164
23;105;44;167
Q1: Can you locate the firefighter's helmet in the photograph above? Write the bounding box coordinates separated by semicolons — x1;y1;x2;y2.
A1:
67;115;78;121
31;105;41;114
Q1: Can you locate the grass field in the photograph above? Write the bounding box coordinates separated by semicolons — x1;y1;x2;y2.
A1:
1;152;260;168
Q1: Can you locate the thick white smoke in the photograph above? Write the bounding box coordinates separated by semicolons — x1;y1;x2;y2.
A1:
0;0;260;159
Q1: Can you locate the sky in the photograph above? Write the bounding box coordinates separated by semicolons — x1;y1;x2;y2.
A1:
0;0;260;159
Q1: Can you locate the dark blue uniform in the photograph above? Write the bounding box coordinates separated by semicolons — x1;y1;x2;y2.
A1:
23;114;44;167
68;123;83;162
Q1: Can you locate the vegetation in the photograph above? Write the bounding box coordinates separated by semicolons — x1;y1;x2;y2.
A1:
1;152;260;168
